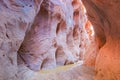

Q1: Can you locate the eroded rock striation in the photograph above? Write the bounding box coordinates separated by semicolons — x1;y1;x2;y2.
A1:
18;0;90;71
0;0;92;80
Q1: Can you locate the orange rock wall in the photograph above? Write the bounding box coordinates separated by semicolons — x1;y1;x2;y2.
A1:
82;0;120;80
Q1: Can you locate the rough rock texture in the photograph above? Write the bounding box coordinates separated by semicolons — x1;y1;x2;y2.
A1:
18;0;90;71
0;0;95;80
82;0;120;80
0;0;43;80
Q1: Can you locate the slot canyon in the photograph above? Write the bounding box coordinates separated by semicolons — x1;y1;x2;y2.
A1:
0;0;120;80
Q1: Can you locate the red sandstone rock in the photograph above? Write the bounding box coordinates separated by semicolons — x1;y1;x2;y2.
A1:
82;0;120;80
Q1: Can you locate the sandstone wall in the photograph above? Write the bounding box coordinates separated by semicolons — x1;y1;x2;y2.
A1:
0;0;94;80
82;0;120;80
18;0;90;71
1;0;116;80
0;0;43;80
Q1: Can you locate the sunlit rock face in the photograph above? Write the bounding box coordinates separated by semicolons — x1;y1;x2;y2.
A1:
18;0;90;71
82;0;120;80
83;20;98;67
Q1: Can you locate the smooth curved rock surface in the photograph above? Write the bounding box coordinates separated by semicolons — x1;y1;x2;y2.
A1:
82;0;120;80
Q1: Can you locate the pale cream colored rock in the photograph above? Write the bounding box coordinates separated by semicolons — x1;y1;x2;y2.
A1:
0;0;43;80
18;0;89;71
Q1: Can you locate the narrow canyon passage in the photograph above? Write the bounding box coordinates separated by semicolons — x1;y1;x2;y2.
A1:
0;0;120;80
30;64;95;80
